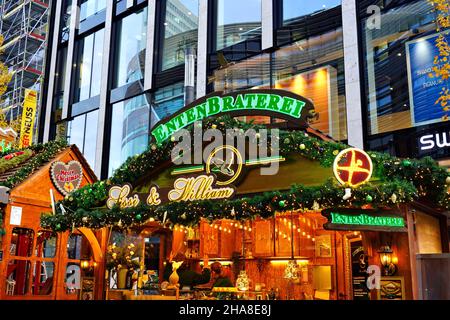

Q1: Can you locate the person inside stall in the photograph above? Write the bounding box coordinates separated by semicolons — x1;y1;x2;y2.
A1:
211;262;233;288
163;252;211;290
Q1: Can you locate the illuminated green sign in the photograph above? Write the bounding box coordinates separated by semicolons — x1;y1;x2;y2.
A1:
150;89;314;144
330;212;405;228
322;209;407;232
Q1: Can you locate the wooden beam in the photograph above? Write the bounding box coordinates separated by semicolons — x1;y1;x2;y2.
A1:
78;228;103;262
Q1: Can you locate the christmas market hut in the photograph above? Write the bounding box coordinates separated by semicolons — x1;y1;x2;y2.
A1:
41;90;450;300
0;141;106;300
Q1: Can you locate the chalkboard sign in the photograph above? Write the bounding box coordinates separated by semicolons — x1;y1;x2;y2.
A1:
350;240;370;300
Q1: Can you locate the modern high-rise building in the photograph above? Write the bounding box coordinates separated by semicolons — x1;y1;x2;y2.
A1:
40;0;450;180
0;0;51;133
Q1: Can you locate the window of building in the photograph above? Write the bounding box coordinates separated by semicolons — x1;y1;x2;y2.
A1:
60;0;73;42
151;83;185;122
273;28;347;140
65;233;92;295
53;47;68;124
161;0;199;71
282;0;341;25
212;53;270;93
32;262;55;295
211;28;347;141
35;231;57;258
362;0;436;136
6;260;31;296
114;8;148;88
67;234;83;260
216;0;262;51
74;29;104;103
10;228;34;257
67;110;99;169
108;94;151;177
80;0;107;22
7;229;57;296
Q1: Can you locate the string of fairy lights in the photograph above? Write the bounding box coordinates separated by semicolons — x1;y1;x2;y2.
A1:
171;212;321;243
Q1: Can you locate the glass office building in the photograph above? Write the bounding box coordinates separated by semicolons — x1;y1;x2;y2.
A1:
40;0;450;179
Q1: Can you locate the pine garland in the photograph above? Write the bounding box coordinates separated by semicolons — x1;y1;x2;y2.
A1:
40;117;450;232
0;140;68;189
0;149;33;174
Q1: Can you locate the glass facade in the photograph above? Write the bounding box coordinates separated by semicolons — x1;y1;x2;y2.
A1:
282;0;341;25
216;0;262;50
363;0;435;136
212;29;347;140
67;110;99;169
161;0;199;70
74;29;104;103
108;94;151;177
114;8;148;88
274;28;347;140
80;0;107;22
151;83;185;122
53;46;68;124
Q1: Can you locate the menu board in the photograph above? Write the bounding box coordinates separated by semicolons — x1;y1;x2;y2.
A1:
351;240;370;300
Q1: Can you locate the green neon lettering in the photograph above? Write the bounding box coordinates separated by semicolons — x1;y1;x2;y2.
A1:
222;96;236;111
330;213;404;228
186;108;196;123
255;94;268;109
291;100;306;118
234;94;246;110
165;118;178;136
267;94;281;111
196;103;207;120
152;125;167;144
174;113;186;128
245;94;257;108
207;97;221;116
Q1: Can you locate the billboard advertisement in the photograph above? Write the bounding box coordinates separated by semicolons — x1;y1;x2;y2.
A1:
406;32;450;126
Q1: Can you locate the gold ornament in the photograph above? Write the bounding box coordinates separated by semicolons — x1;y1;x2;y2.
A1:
391;193;397;203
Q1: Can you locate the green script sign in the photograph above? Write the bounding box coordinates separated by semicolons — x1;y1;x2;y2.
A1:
150;90;314;144
330;212;405;228
321;209;407;232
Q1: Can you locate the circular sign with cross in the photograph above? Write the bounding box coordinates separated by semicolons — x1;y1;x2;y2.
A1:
333;148;373;188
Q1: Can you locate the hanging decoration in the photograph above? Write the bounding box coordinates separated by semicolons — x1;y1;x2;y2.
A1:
50;160;83;195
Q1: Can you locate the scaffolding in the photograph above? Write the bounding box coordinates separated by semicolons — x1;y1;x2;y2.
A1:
0;0;50;124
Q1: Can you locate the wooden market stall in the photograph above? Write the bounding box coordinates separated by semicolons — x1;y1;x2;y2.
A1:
0;142;108;300
39;90;450;300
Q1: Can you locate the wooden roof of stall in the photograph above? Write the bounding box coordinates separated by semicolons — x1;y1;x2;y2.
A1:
0;144;97;204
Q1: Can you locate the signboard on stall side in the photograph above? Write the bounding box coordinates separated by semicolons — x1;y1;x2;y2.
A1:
322;209;407;232
10;206;22;226
406;32;450;127
150;89;315;144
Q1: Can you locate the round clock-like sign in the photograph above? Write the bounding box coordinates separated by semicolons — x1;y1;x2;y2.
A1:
333;148;373;188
